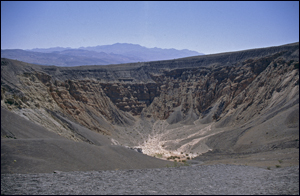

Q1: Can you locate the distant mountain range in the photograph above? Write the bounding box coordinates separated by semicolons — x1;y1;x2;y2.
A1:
1;43;203;67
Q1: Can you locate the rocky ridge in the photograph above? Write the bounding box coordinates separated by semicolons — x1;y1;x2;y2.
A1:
1;42;299;167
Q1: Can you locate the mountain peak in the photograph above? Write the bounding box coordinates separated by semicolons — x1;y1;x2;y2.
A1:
2;43;203;66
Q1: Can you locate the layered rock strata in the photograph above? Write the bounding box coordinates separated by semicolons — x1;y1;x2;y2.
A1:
1;42;299;160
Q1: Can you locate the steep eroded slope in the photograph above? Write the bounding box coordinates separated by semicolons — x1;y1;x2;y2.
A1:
1;42;299;170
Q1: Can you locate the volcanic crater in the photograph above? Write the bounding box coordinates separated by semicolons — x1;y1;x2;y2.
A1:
1;42;299;173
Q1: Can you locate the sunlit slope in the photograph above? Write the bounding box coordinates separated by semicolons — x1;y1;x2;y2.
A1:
1;42;299;170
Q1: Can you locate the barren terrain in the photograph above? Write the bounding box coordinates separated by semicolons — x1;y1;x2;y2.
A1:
1;42;299;194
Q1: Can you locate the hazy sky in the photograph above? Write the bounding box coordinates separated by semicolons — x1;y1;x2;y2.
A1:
1;1;299;54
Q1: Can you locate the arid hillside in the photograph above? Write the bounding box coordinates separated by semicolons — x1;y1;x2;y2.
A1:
1;42;299;173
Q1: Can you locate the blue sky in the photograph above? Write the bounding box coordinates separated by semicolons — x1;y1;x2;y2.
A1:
1;1;299;54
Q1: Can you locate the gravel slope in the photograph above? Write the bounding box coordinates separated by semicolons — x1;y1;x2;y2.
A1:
1;164;298;195
1;108;170;174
